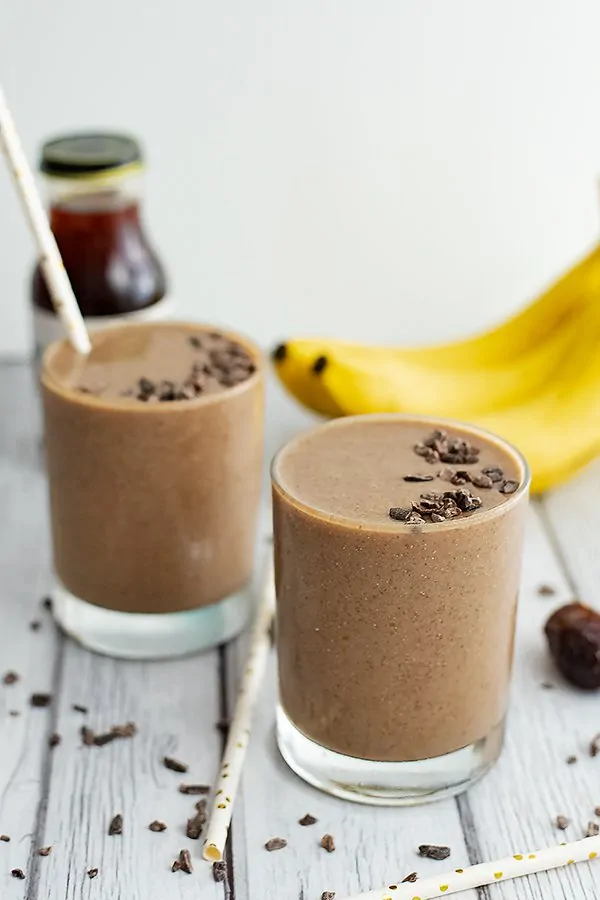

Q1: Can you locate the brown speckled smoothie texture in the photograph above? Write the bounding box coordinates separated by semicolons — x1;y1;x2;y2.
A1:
272;415;529;763
42;323;263;615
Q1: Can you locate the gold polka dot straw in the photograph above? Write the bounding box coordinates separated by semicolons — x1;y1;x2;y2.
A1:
203;552;275;862
336;836;600;900
0;85;91;355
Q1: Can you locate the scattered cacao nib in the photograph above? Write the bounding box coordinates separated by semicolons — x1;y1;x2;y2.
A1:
189;336;203;349
437;467;456;482
299;813;317;826
555;815;569;830
179;783;210;795
213;860;228;883
402;873;419;883
499;479;519;494
540;681;555;689
41;596;53;611
443;488;482;512
87;868;99;879
322;893;336;900
93;732;118;747
417;430;480;466
418;844;451;860
0;834;10;842
566;755;578;764
149;820;167;832
389;507;411;521
48;733;61;748
312;355;328;374
38;846;52;857
81;722;137;746
320;834;335;853
481;466;504;482
538;584;556;596
164;756;188;773
110;722;137;738
405;512;425;525
2;671;19;685
186;803;207;840
587;821;600;837
450;470;472;486
471;474;493;489
545;603;600;689
595;807;600;817
590;733;600;757
138;376;155;398
414;443;439;463
265;837;287;851
11;868;25;879
108;814;123;836
8;710;19;717
431;513;445;523
403;474;435;483
72;704;88;714
80;726;95;746
30;693;52;707
29;620;41;631
272;343;287;363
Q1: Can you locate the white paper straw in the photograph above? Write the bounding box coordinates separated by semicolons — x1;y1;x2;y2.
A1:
203;551;275;862
337;836;600;900
0;84;91;355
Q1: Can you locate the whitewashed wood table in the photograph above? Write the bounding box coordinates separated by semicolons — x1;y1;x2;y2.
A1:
1;364;599;900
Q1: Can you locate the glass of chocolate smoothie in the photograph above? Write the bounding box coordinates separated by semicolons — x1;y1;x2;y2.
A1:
272;414;530;805
42;322;263;659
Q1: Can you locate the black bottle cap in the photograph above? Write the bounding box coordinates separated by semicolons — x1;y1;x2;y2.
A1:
40;132;142;177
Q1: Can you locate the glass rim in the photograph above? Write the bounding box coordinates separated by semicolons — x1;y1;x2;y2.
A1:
41;320;264;414
271;412;531;533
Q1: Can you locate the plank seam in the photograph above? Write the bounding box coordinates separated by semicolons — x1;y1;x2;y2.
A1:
455;793;492;900
535;498;578;593
219;642;237;900
25;628;66;900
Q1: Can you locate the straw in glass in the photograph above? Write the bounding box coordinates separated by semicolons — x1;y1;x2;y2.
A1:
0;84;91;354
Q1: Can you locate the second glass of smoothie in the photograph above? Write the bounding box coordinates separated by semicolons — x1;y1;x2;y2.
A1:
272;414;529;805
42;321;263;659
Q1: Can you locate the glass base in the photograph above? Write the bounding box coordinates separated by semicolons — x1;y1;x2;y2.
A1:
53;583;251;660
276;706;504;806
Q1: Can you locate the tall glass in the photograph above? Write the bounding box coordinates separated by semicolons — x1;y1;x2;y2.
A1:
42;321;264;659
272;414;530;805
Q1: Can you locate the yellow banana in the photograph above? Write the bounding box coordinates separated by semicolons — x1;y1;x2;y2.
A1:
272;244;600;492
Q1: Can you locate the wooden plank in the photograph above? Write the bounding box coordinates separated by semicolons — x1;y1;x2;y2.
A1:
0;366;226;898
464;504;600;899
31;643;225;900
0;366;60;897
229;647;477;900
229;384;473;900
542;459;600;603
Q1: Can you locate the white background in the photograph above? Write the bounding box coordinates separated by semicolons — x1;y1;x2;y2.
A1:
2;0;600;358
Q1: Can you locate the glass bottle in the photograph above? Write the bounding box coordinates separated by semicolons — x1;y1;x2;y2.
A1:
32;132;169;358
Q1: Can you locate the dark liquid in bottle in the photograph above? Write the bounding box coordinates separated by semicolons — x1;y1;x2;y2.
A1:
32;199;167;317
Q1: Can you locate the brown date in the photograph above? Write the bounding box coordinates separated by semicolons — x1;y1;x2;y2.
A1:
545;602;600;689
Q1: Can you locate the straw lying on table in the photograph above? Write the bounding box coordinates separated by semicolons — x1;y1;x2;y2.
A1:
0;84;91;354
203;551;276;862
337;835;600;900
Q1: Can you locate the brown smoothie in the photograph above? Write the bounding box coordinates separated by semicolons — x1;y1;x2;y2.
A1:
272;415;529;763
42;322;263;615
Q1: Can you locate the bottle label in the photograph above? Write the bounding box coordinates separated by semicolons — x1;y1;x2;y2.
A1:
33;296;175;362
